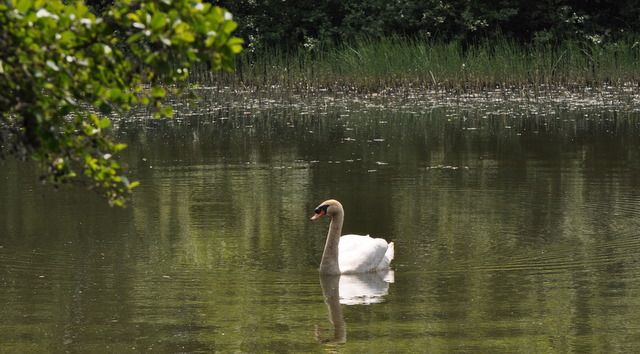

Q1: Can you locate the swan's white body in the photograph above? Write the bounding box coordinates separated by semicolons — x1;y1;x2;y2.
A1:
337;235;394;274
311;199;394;275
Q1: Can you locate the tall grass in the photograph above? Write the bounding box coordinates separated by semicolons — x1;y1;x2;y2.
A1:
192;35;640;91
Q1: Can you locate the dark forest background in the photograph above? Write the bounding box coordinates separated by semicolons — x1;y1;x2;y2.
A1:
89;0;640;51
215;0;640;48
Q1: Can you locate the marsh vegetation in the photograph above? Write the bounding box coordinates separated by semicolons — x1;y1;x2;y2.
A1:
196;36;640;92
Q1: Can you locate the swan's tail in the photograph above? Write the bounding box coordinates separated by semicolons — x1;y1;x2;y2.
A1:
386;241;395;262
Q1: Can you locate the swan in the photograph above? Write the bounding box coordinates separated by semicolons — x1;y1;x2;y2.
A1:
311;199;394;275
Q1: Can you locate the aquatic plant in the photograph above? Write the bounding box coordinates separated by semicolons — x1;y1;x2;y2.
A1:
197;35;640;92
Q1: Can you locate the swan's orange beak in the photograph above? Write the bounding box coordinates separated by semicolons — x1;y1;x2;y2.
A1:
311;209;325;220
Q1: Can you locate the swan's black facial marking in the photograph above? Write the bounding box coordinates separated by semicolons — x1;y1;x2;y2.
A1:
315;204;329;215
311;203;331;220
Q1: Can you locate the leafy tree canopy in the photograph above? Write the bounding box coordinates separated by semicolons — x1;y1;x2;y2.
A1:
212;0;640;52
0;0;243;206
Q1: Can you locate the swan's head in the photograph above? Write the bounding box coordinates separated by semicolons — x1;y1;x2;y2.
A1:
311;199;342;220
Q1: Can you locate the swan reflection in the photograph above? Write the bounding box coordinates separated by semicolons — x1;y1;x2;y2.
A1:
316;270;394;344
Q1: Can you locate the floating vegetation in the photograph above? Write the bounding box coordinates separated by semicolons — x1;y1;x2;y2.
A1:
116;82;640;178
424;165;470;171
152;83;640;127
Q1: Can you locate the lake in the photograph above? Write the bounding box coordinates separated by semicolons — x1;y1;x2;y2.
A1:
2;87;640;352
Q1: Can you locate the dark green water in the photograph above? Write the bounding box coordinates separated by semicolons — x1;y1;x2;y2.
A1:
2;89;640;352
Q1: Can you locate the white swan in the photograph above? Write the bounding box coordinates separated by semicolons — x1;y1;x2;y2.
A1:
311;199;395;275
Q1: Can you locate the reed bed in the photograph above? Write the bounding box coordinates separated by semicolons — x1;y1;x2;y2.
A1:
189;36;640;92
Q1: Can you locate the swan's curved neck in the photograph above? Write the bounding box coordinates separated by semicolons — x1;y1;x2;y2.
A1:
320;209;343;275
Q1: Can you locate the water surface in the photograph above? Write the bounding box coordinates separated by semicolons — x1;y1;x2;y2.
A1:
2;88;640;352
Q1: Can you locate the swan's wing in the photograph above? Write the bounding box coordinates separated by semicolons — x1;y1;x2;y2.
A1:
338;235;391;274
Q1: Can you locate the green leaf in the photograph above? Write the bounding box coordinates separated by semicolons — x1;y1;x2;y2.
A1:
150;12;166;30
108;88;123;100
230;41;243;54
177;31;195;42
127;32;144;43
160;105;174;117
126;13;140;23
58;30;75;44
16;0;33;12
227;37;244;46
222;20;238;34
151;85;166;97
98;118;111;129
113;143;127;152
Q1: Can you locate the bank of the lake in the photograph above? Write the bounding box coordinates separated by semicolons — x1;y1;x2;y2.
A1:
192;36;640;92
